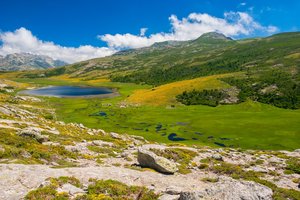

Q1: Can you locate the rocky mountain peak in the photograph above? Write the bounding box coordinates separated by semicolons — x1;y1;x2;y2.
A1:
0;52;68;71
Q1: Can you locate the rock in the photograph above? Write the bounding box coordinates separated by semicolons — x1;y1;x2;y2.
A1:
110;132;122;139
42;142;60;146
179;191;203;200
294;149;300;153
21;151;31;158
179;178;273;200
159;194;180;200
0;106;13;115
212;154;223;161
137;147;178;174
131;135;146;141
121;152;129;158
14;96;41;102
78;123;85;129
165;186;182;195
56;183;84;196
92;140;114;147
65;142;95;155
250;166;268;173
17;127;49;143
39;180;51;188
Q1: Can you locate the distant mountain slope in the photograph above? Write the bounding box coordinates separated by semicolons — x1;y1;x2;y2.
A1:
22;32;300;109
0;53;67;71
23;32;300;83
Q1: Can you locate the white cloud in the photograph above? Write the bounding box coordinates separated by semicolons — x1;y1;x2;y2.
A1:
240;2;247;6
0;27;116;63
0;12;279;63
99;12;279;49
140;28;148;36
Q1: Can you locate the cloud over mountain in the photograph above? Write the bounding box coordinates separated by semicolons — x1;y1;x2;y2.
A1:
0;28;116;63
0;12;278;63
99;12;278;49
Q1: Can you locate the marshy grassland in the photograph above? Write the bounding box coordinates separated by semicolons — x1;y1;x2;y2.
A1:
8;73;300;151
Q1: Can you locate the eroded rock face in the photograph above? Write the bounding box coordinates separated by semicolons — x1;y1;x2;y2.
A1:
138;147;178;174
179;178;273;200
17;127;49;143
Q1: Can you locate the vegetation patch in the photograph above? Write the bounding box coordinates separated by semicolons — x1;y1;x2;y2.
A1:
25;176;82;200
85;179;159;200
285;158;300;174
176;89;228;107
150;148;197;174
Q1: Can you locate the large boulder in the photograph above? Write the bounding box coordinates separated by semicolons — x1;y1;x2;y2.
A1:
137;147;178;174
17;127;49;143
179;178;273;200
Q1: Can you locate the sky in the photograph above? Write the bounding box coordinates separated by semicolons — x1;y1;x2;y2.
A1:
0;0;299;63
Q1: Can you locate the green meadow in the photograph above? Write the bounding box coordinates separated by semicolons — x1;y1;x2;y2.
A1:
14;77;300;151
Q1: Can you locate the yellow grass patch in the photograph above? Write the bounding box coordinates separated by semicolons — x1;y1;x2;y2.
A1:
285;52;300;59
127;73;237;106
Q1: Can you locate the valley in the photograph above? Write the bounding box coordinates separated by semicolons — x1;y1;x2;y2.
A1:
0;31;299;199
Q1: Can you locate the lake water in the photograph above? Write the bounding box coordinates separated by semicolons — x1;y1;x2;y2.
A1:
21;86;113;97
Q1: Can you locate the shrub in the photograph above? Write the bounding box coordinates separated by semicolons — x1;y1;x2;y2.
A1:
286;158;300;174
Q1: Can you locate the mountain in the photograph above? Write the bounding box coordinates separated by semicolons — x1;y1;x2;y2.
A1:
0;53;67;71
23;32;300;109
197;32;233;41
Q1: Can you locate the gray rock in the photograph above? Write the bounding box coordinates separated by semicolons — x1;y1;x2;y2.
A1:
17;127;49;143
212;154;223;161
179;178;273;200
56;183;84;196
92;140;114;147
165;186;182;195
0;107;13;115
251;166;268;173
110;132;123;139
159;194;180;200
42;142;60;146
137;147;178;174
179;191;203;200
294;149;300;153
39;180;51;188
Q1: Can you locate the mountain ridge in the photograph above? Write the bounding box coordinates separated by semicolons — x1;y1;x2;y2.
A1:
0;53;67;71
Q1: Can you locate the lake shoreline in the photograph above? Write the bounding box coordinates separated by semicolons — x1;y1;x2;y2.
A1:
18;85;120;99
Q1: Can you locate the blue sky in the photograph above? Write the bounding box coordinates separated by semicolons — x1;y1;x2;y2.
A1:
1;0;299;62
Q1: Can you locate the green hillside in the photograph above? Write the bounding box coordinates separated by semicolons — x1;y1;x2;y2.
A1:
22;32;300;109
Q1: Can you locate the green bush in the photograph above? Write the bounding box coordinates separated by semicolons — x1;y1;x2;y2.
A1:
286;158;300;174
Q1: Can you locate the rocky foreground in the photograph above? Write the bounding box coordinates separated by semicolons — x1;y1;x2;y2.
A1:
0;79;300;200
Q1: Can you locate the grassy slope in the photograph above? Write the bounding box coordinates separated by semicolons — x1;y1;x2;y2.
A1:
127;73;235;105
